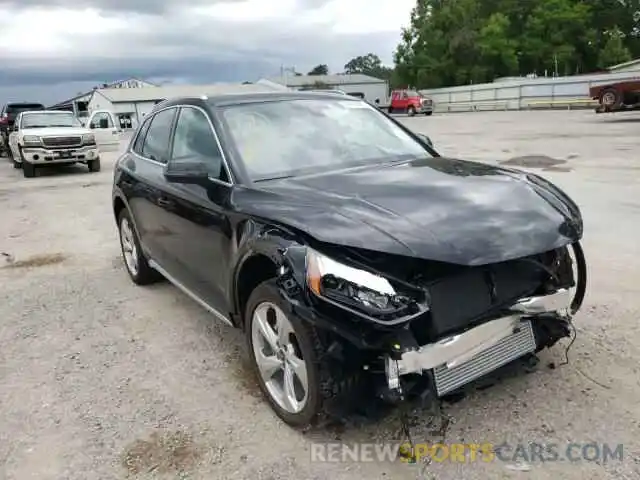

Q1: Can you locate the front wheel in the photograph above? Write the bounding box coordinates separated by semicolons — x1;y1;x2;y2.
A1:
425;111;433;116
88;158;101;172
245;279;342;427
22;159;35;178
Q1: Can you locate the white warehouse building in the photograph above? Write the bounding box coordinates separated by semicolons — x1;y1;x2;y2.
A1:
85;80;289;130
265;73;389;104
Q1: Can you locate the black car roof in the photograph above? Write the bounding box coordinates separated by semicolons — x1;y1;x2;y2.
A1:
157;91;360;110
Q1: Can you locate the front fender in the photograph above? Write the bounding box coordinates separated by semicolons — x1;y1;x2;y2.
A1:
229;220;307;315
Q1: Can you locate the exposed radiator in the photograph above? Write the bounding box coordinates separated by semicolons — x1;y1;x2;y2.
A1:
433;319;536;396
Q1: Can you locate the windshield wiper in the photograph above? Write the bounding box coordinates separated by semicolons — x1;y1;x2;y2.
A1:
253;175;296;182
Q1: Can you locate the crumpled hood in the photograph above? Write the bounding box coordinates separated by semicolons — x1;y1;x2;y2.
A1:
22;127;91;137
233;157;583;266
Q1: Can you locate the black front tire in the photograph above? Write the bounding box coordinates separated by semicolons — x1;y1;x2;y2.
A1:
22;160;35;178
88;158;101;172
245;279;344;428
117;208;162;285
425;111;433;116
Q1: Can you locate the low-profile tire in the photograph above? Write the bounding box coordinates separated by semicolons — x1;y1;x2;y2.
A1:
88;158;101;172
408;106;416;117
245;279;343;427
22;159;35;178
117;208;162;285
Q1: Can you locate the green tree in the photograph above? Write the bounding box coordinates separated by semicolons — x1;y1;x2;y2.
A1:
344;53;383;74
598;26;632;68
478;13;519;78
308;64;329;75
392;0;639;88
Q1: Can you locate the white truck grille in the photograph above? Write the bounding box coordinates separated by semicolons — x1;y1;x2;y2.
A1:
433;319;536;396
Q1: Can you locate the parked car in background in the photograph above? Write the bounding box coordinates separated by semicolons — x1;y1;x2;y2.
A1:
0;102;45;156
388;89;434;116
112;92;586;427
8;110;100;177
589;80;640;113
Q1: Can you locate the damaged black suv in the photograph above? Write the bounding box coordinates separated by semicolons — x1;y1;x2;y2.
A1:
112;91;587;427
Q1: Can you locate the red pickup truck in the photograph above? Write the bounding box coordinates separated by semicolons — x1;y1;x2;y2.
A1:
388;89;434;116
589;80;640;113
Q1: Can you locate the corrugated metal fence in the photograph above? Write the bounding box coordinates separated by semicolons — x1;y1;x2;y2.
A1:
419;70;640;112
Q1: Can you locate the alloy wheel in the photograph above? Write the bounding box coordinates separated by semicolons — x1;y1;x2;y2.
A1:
251;302;309;414
120;217;139;276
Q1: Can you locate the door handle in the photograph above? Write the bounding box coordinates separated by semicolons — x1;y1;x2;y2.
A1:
157;197;172;207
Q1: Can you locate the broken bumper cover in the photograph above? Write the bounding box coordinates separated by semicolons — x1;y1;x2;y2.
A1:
385;288;573;396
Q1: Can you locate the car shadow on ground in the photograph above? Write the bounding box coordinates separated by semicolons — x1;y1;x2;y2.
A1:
24;163;95;178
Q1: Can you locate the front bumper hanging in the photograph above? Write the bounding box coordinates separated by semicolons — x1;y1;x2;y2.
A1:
385;242;587;396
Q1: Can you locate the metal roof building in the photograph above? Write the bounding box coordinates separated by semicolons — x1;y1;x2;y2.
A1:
86;80;289;130
606;58;640;73
264;73;389;104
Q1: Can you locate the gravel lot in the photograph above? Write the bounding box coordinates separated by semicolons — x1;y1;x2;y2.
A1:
1;110;639;480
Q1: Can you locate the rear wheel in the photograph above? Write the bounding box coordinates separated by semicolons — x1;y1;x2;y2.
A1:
600;88;621;110
245;279;345;427
117;208;162;285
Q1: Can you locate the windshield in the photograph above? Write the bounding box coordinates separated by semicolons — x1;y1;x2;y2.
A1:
219;99;431;181
21;112;81;129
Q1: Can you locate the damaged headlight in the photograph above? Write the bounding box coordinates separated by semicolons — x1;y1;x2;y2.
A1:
305;249;427;323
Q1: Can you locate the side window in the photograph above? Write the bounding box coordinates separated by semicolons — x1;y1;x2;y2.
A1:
141;108;176;164
90;112;113;129
132;117;152;155
170;107;228;182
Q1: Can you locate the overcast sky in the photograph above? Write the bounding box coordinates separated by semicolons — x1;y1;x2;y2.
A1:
0;0;415;105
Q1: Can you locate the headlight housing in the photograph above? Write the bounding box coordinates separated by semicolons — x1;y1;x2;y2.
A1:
82;133;96;145
22;135;41;146
305;249;428;324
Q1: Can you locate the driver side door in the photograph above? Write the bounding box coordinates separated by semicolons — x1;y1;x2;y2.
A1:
155;105;234;316
86;110;121;152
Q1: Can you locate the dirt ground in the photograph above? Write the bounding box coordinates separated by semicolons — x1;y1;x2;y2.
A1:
1;110;639;480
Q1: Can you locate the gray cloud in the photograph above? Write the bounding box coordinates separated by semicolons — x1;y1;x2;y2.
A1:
0;0;331;15
0;0;402;105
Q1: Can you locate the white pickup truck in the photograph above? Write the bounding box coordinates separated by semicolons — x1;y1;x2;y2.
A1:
8;109;121;178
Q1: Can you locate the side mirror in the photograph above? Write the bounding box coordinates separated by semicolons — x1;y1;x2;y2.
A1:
164;160;210;185
415;132;434;148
